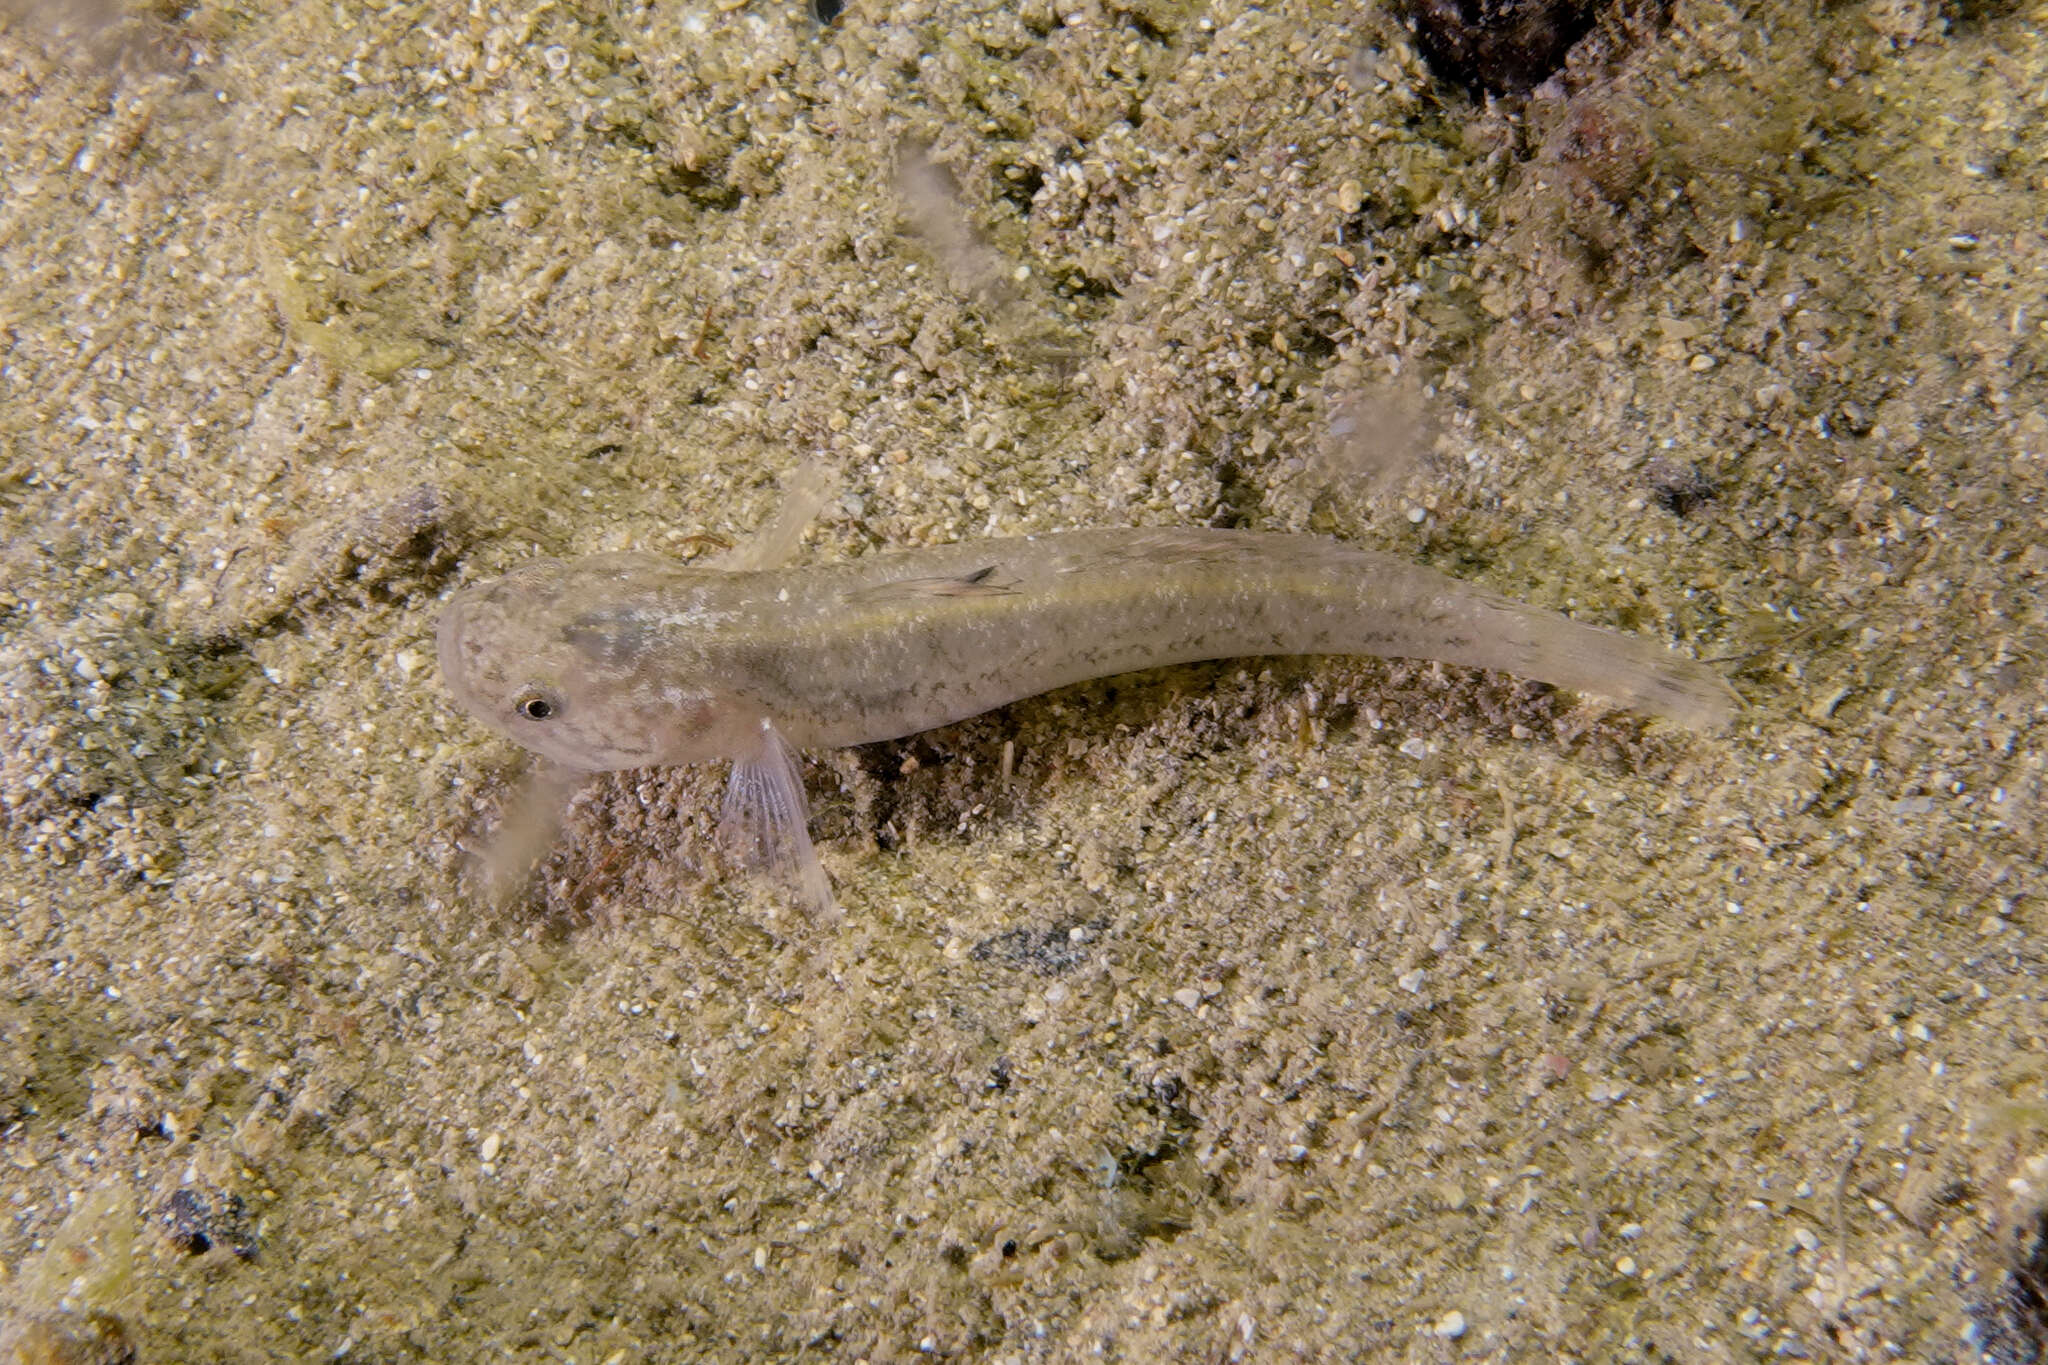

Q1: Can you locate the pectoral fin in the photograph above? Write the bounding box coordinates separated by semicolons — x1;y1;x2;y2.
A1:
715;460;840;573
473;764;584;908
719;719;837;917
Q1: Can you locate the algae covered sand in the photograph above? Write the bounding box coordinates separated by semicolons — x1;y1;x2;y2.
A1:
2;0;2045;1359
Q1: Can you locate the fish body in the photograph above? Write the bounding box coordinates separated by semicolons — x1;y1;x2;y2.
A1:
438;527;1735;911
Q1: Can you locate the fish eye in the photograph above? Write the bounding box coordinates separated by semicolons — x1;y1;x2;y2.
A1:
513;687;560;722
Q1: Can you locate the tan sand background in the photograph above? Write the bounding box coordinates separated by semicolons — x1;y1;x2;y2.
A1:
2;0;2045;1358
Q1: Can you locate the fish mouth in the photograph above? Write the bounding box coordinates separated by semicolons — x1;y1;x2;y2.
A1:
435;590;486;717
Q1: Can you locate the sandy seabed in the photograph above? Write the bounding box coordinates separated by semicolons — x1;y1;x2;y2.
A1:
2;0;2045;1360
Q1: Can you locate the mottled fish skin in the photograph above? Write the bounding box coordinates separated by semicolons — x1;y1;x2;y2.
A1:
437;528;1737;912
